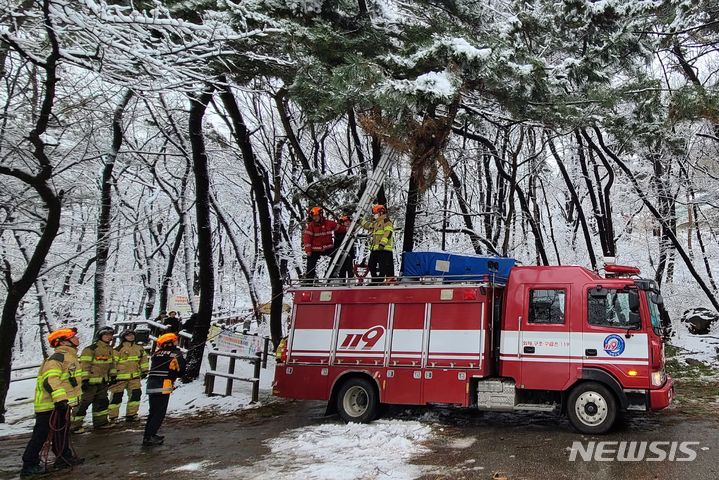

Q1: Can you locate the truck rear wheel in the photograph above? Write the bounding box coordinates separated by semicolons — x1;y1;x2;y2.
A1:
567;382;617;434
336;377;379;423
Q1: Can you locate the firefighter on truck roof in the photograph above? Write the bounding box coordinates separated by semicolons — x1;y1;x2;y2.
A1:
303;206;346;279
72;326;116;432
361;204;395;282
108;329;149;423
21;327;84;477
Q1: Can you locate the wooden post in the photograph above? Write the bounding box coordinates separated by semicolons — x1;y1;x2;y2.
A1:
262;337;270;368
251;352;261;403
204;351;218;395
226;357;236;396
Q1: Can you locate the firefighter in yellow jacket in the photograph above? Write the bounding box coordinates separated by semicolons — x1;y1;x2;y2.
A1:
72;326;116;432
361;204;395;282
108;329;148;423
21;328;84;477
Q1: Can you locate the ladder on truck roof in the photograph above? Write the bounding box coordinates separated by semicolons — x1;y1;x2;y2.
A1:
325;152;394;279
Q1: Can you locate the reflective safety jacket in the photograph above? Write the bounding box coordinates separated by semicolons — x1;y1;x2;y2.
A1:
303;218;345;254
146;346;186;395
34;345;82;413
79;340;116;384
361;215;394;251
114;341;149;380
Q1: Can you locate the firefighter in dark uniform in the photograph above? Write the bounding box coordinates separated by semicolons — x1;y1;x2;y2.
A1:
72;326;116;432
21;328;84;477
332;215;355;279
143;333;185;446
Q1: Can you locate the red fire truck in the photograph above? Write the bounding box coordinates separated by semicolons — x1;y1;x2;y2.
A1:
273;257;674;434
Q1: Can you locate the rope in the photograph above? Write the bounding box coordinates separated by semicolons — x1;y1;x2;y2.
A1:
41;405;76;470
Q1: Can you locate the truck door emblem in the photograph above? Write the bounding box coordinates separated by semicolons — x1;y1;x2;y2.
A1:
603;334;625;357
339;326;385;350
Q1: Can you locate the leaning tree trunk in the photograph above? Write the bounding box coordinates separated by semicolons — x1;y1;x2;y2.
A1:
594;127;719;311
183;87;216;381
219;82;284;348
159;224;185;313
94;90;133;330
209;193;261;320
547;135;598;271
0;0;61;422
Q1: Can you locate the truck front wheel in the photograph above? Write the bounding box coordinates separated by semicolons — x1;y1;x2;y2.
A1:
567;382;617;434
336;377;379;423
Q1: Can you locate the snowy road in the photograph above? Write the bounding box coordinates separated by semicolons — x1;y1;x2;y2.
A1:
0;400;717;480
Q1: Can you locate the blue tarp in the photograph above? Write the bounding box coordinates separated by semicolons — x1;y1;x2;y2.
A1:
402;251;515;283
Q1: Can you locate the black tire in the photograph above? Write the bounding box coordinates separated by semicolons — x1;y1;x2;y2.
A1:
335;377;379;423
567;382;617;434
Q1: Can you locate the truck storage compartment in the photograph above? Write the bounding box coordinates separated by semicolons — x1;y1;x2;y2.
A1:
288;303;335;363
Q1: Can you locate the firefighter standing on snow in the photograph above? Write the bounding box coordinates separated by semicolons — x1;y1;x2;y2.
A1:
72;326;116;432
143;332;186;446
21;328;84;477
108;329;148;423
361;204;395;281
303;206;346;279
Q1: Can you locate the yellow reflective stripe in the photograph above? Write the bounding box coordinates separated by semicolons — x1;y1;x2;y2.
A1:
92;410;108;417
117;373;132;380
127;401;141;407
40;369;62;379
51;388;67;398
35;402;55;412
79;355;93;362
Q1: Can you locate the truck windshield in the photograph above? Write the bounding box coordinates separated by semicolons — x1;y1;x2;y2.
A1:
588;289;641;329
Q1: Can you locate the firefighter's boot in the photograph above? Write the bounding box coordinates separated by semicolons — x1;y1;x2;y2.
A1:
20;464;48;477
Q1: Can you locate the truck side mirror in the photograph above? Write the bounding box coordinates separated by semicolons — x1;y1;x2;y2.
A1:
651;292;664;305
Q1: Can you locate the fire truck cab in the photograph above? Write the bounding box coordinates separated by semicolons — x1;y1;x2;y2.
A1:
273;256;674;434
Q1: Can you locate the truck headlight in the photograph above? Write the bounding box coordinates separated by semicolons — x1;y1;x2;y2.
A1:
651;370;666;387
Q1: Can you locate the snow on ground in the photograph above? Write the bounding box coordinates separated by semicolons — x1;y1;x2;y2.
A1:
165;460;219;472
213;420;433;480
670;322;719;375
0;350;276;438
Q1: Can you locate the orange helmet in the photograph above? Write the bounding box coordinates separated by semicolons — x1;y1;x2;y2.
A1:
156;333;179;347
340;215;350;223
48;327;78;347
371;204;386;215
309;206;322;217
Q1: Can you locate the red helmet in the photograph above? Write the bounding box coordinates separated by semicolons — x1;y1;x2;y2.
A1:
309;206;322;217
371;204;386;215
